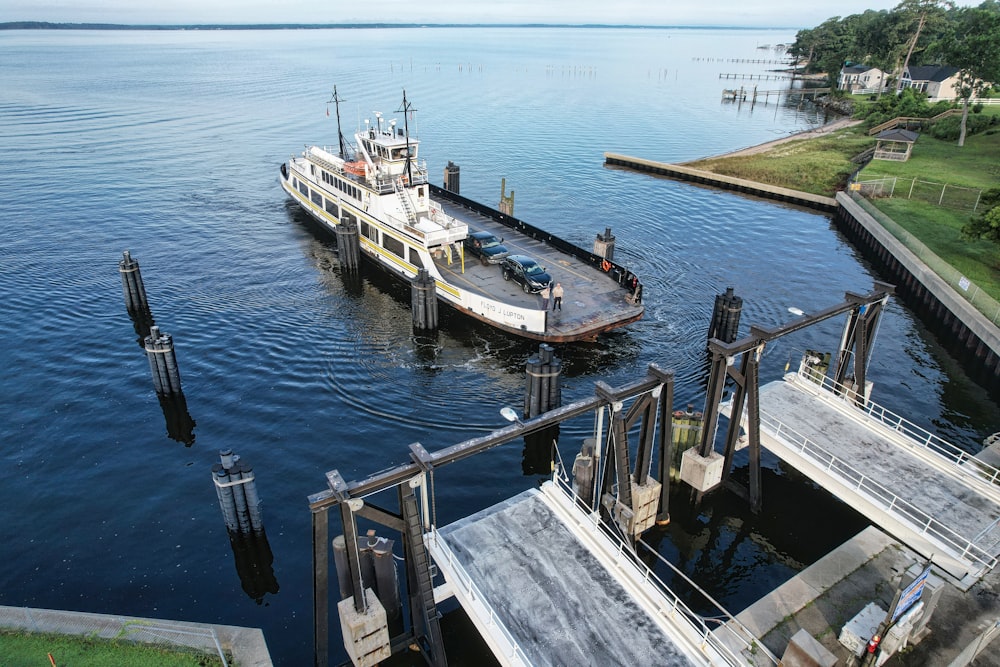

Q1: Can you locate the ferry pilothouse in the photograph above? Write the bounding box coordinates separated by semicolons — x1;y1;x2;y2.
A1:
279;89;643;342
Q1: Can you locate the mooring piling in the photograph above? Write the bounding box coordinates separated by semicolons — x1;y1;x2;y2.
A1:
332;532;402;631
524;343;562;418
335;216;361;272
144;325;182;395
707;286;743;344
410;268;439;331
119;249;149;314
593;226;616;261
212;450;264;535
443;161;460;193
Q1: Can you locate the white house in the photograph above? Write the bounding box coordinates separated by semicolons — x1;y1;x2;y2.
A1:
899;65;961;102
838;65;888;93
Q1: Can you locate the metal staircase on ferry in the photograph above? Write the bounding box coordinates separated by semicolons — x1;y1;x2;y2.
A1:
394;178;418;225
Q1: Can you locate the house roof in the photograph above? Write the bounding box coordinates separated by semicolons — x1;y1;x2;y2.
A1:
877;128;919;142
841;64;881;74
904;65;960;83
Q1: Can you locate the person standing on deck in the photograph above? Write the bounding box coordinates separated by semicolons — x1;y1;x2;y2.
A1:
542;282;552;310
552;282;563;310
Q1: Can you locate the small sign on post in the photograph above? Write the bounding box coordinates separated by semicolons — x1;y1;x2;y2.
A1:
891;565;932;623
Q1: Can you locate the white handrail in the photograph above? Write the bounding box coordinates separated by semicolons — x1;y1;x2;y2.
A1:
795;369;1000;486
758;404;998;574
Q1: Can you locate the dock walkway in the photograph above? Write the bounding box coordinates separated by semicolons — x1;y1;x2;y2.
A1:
742;372;1000;588
428;481;756;666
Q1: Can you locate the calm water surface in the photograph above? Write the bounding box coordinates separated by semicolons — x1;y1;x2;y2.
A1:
1;27;997;665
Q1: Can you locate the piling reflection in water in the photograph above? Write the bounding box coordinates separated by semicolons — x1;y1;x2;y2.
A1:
157;391;196;446
522;425;559;476
228;529;280;605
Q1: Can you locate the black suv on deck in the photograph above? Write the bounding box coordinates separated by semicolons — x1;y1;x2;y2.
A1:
463;231;510;265
501;255;552;293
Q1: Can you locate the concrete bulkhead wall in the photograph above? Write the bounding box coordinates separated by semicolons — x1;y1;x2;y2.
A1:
834;192;1000;393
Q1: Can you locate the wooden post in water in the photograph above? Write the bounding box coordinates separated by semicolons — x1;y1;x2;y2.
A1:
335;215;360;272
499;177;514;216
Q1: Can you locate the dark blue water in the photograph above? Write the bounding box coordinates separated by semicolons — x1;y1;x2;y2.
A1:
1;28;997;665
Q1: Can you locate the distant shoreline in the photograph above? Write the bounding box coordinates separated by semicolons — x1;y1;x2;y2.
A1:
0;21;802;31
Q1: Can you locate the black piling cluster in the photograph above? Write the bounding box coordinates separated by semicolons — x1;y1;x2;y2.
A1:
411;268;439;331
144;325;183;395
213;449;264;534
119;250;149;314
524;343;562;419
707;286;743;344
335;216;361;272
443;161;460;194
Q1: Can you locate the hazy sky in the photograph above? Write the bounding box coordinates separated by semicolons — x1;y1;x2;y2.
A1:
0;1;959;29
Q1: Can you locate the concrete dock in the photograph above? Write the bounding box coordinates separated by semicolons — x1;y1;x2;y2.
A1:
603;152;838;212
0;605;273;666
716;525;1000;666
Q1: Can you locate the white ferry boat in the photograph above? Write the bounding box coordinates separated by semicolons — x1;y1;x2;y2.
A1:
280;90;643;342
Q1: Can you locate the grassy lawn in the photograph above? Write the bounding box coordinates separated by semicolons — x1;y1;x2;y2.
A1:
868;198;1000;299
682;112;1000;307
684;129;876;196
0;629;229;666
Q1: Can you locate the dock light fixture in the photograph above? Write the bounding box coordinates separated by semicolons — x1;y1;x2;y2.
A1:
500;407;523;426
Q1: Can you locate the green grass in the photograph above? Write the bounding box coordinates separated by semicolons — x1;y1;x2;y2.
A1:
868;198;1000;299
685;129;876;196
0;629;229;666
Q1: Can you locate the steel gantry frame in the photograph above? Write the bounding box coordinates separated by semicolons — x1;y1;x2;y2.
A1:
696;280;894;512
307;364;677;666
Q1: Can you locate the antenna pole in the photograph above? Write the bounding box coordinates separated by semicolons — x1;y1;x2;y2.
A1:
328;86;349;159
396;90;417;184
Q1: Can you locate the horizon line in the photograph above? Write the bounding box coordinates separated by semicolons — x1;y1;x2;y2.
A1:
0;20;805;31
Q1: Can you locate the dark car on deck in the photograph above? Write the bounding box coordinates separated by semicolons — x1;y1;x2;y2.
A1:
501;254;552;293
463;231;510;265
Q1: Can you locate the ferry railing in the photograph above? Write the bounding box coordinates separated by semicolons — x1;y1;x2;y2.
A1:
794;368;1000;488
547;473;772;666
758;404;999;576
426;528;530;666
